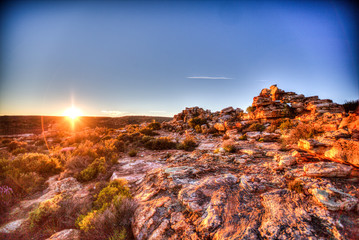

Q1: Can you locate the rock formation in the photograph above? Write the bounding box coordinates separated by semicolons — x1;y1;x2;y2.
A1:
0;85;358;240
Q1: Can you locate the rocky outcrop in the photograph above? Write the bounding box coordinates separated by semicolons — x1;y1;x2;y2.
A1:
251;85;344;119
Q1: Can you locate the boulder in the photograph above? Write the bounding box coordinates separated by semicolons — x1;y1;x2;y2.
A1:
310;187;358;211
303;162;352;177
46;229;81;240
324;139;359;168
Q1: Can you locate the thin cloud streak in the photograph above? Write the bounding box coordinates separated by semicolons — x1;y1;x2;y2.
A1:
187;76;233;80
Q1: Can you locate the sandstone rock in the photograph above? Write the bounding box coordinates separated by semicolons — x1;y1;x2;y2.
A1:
0;219;26;233
303;162;352;177
246;131;261;140
274;153;296;167
310;187;358;211
214;123;226;131
298;139;330;155
46;229;80;240
324;139;359;167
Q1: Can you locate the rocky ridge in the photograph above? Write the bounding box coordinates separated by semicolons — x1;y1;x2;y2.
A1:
0;85;358;240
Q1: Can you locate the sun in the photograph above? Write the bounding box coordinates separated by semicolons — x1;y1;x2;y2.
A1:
63;106;82;120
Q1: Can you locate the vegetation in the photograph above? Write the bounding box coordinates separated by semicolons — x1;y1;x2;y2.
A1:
246;106;255;113
177;136;198;151
144;137;176;150
343;100;359;113
246;123;265;132
76;179;136;240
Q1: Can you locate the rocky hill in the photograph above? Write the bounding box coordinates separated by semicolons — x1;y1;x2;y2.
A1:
0;85;358;240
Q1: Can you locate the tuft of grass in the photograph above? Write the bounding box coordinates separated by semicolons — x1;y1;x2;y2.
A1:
288;179;304;194
247;123;265;132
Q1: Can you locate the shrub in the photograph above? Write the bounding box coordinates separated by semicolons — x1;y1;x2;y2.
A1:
65;156;93;174
222;140;236;153
279;119;293;131
29;194;63;229
93;179;131;212
343;100;359;113
144;137;176;150
140;128;158;136
72;140;98;160
247;123;265;132
77;157;106;182
147;122;161;130
7;140;27;152
195;125;202;133
0;185;14;214
284;122;321;145
188;117;207;130
12;153;62;177
177;136;198;151
128;150;137;157
77;179;136;240
246;106;255;113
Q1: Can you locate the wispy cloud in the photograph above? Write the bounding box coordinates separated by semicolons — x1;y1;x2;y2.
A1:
101;110;127;117
187;76;233;80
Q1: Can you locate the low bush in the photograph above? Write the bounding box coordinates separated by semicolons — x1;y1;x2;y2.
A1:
128;150;137;157
7;140;27;152
246;106;255;113
246;123;265;132
0;185;14;215
284;122;321;145
12;153;62;178
222;140;236;153
140;128;158;136
144;137;176;150
77;179;136;240
29;194;63;229
343;100;359;113
77;157;106;182
177;136;198;151
147;122;161;130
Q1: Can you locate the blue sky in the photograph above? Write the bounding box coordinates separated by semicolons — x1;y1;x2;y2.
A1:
0;0;358;117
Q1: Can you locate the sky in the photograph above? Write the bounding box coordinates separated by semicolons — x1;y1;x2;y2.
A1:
0;0;358;117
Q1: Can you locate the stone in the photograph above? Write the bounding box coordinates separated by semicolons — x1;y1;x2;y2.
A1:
214;123;226;131
324;139;359;167
0;219;26;233
310;187;358;211
46;229;81;240
303;162;352;177
246;131;261;140
298;139;330;155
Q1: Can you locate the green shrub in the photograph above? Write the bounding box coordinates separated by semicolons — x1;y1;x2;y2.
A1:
7;140;27;152
195;125;202;133
94;179;131;212
12;153;62;177
283;122;321;145
77;157;106;182
29;194;63;229
76;179;135;240
128;150;137;157
144;137;176;150
177;136;198;151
